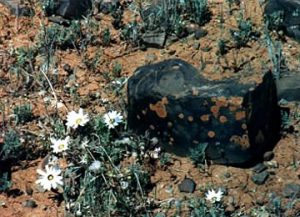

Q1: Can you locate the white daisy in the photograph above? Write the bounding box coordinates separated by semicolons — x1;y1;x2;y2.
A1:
88;160;102;172
205;188;223;203
50;136;70;153
103;111;123;129
66;108;89;129
36;165;63;191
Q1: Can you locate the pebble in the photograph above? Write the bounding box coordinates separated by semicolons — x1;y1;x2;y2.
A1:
265;160;278;168
22;199;37;208
251;171;269;185
145;53;158;64
252;163;267;173
193;42;200;50
263;151;274;161
283;183;300;198
194;29;208;40
178;177;196;193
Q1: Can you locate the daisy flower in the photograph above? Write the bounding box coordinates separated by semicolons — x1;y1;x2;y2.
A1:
36;165;63;191
50;136;70;153
88;160;102;172
103;111;123;129
205;188;223;203
66;108;89;129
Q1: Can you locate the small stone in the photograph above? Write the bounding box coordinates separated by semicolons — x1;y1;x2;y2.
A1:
225;204;235;213
252;163;267;173
178;177;196;193
99;0;120;14
194;28;208;40
251;171;269;185
255;195;265;206
167;49;176;56
63;64;73;75
228;196;235;205
193;42;200;50
0;200;6;207
25;184;33;195
265;160;278;168
22;199;37;208
223;172;231;178
283;183;300;198
263;151;274;161
145;53;158;64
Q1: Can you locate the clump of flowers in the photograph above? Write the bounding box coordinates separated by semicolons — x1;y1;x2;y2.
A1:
103;110;123;129
66;108;89;129
50;136;70;153
36;165;63;191
205;188;223;203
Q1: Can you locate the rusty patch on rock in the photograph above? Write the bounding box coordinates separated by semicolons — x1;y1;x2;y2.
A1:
229;106;238;112
149;97;168;118
188;116;194;122
216;96;228;107
210;105;220;118
208;131;216;138
230;134;250;150
200;114;210;122
219;115;228;123
235;111;246;121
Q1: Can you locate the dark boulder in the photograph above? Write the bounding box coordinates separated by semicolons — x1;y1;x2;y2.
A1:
44;0;92;19
127;59;281;166
264;0;300;42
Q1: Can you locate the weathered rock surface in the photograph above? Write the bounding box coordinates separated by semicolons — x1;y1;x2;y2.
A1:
276;73;300;101
0;0;34;16
251;171;269;185
283;183;300;198
127;59;281;166
45;0;92;19
264;0;300;42
178;178;196;193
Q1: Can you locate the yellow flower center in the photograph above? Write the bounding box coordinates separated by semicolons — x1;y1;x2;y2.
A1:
47;175;54;180
76;118;82;125
59;144;65;150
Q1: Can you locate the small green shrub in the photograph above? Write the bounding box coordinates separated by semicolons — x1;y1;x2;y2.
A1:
265;11;284;32
38;22;82;50
102;28;111;46
13;104;33;124
0;172;12;192
189;143;208;166
1;129;22;161
230;15;259;48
